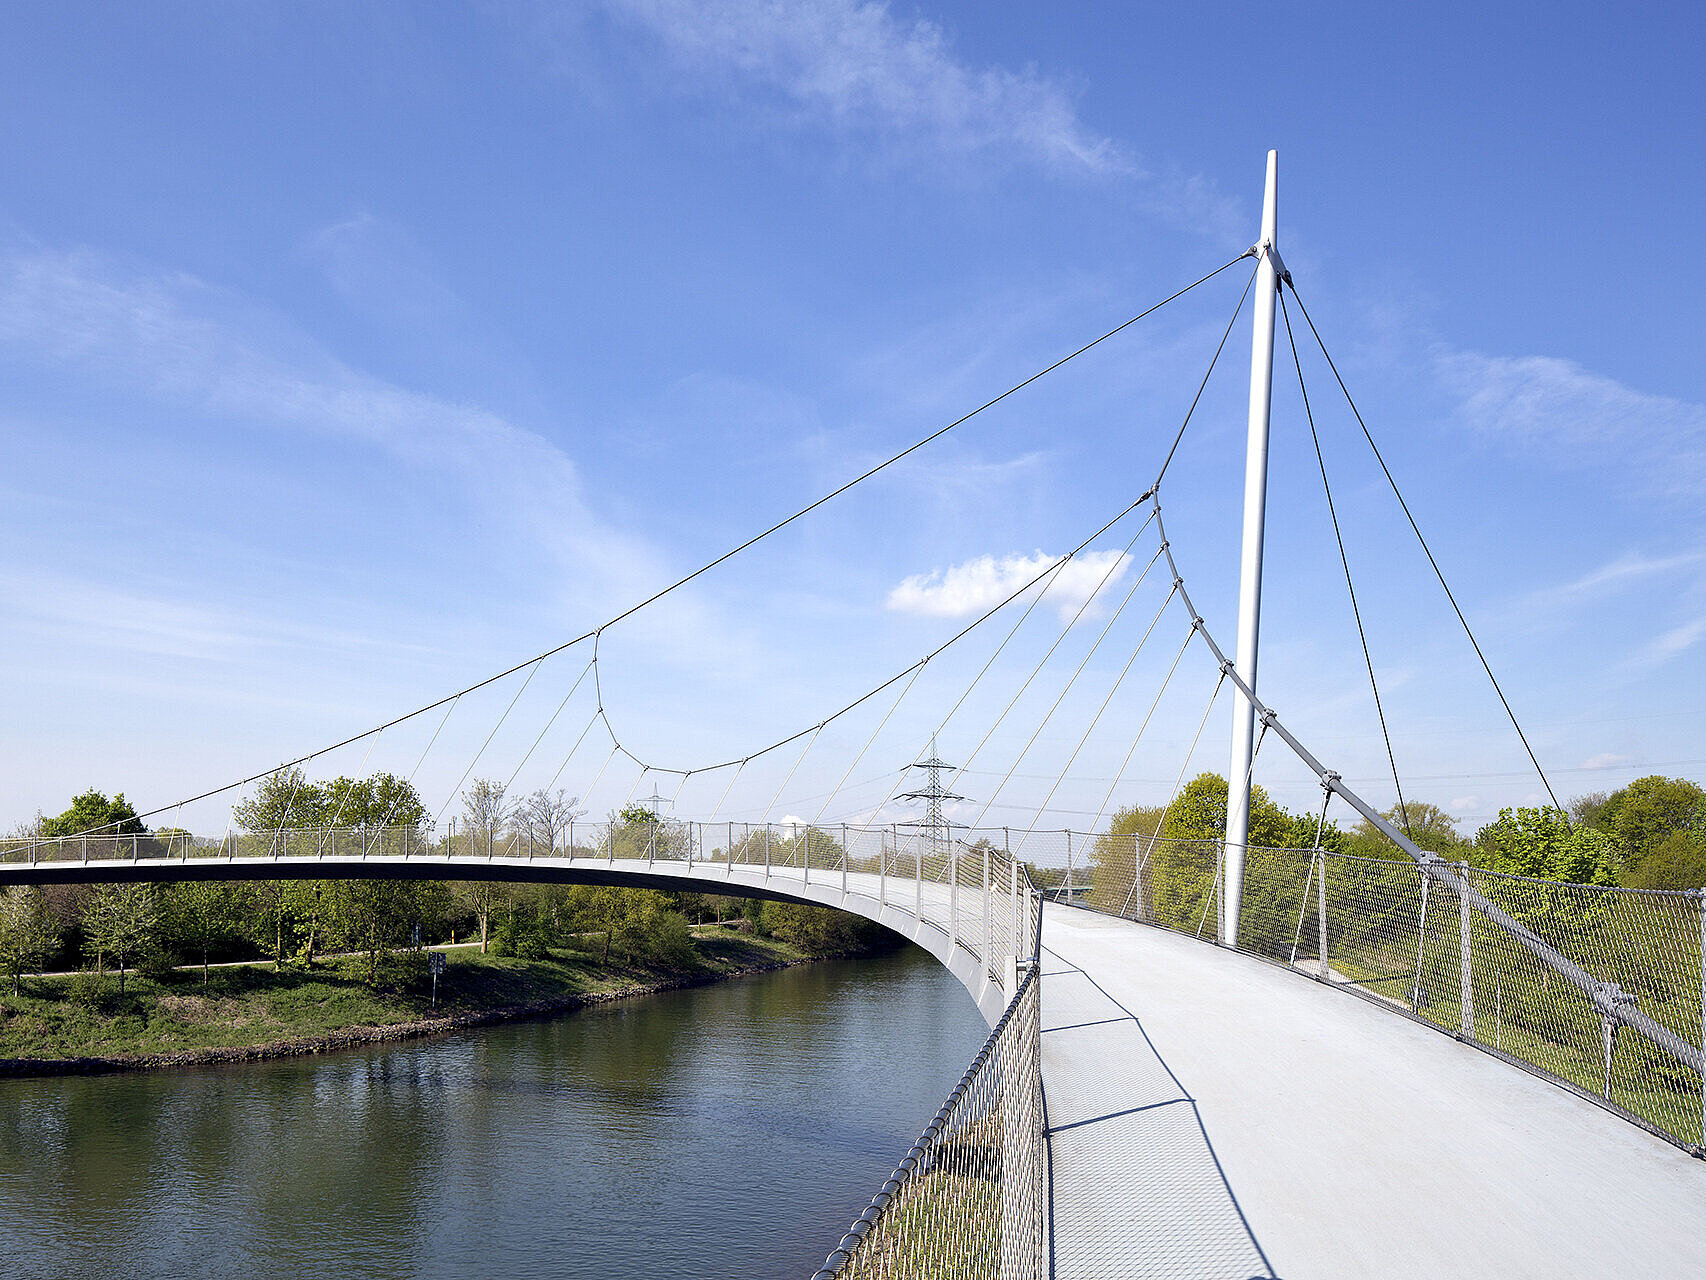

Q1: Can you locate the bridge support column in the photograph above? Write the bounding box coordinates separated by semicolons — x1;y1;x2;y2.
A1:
1223;149;1281;951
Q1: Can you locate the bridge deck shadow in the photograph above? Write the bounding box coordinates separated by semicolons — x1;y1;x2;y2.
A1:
1043;954;1278;1280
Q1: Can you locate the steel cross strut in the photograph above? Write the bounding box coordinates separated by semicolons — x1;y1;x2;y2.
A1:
1153;505;1705;1077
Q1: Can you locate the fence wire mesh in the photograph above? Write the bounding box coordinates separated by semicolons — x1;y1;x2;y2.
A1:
1069;830;1706;1152
812;887;1044;1280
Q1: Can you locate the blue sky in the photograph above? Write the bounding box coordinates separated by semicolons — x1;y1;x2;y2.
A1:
3;1;1702;847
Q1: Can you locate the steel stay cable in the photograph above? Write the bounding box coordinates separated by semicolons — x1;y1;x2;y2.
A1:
1122;669;1226;917
432;658;546;829
1013;580;1180;853
971;539;1168;831
1150;262;1260;493
503;655;597;798
1195;720;1268;938
810;661;929;829
317;725;385;855
946;509;1158;805
1087;604;1196;836
1289;786;1335;965
1279;289;1412;840
761;723;826;829
1284;281;1567;819
598;493;1157;782
1156;503;1705;1073
88;257;1247;843
541;704;605;797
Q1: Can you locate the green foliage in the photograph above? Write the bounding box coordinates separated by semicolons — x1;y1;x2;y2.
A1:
1473;807;1616;884
234;769;426;832
752;901;877;952
1620;830;1706;891
566;886;695;967
1162;773;1342;851
82;884;160;993
40;789;146;838
1342;801;1469;861
1597;776;1706;880
323;879;450;985
162;881;246;981
0;887;58;994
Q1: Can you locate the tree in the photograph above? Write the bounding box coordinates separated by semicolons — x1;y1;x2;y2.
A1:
164;881;244;983
1598;776;1705;878
326;878;449;985
1619;829;1706;891
83;884;159;994
323;772;427;831
40;789;146;838
461;779;512;854
456;879;507;953
1162;773;1341;850
514;788;585;854
1473;807;1616;885
1344;801;1467;860
0;887;58;994
235;768;328;832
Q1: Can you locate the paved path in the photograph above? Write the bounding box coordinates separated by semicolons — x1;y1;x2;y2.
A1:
1040;901;1706;1279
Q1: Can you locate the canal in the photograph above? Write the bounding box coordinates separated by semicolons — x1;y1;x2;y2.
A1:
0;945;986;1279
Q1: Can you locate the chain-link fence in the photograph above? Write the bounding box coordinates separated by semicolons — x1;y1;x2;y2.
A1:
812;866;1044;1280
1070;829;1706;1153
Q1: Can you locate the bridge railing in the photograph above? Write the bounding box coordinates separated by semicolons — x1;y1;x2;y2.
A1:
1054;829;1706;1154
812;862;1045;1280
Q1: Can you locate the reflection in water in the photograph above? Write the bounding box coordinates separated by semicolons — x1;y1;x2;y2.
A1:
0;946;984;1280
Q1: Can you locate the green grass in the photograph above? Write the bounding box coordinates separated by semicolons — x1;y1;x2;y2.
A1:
0;925;828;1062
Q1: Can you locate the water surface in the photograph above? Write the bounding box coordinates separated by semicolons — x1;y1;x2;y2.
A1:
0;946;985;1280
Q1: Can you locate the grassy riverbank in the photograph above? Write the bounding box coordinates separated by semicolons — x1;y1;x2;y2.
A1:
0;925;865;1066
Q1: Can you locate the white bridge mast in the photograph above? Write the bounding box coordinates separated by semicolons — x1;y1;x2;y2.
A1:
1223;150;1283;949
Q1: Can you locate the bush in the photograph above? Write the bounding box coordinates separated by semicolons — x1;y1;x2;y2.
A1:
491;917;553;960
66;970;107;1009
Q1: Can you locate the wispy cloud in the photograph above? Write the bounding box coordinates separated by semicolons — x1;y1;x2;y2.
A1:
0;569;434;664
0;248;659;610
601;0;1129;176
1634;616;1706;668
886;548;1129;620
1436;349;1706;498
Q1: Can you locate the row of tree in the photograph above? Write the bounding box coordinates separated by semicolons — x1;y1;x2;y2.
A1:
1089;771;1706;891
0;778;882;996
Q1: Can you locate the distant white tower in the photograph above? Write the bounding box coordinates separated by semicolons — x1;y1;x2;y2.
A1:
898;737;966;850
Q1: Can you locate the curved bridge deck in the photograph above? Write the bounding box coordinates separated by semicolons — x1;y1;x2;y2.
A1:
1041;901;1706;1279
8;843;1706;1276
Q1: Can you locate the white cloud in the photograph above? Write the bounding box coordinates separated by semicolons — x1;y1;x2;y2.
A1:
601;0;1129;176
1436;348;1706;497
886;548;1130;621
1577;752;1631;771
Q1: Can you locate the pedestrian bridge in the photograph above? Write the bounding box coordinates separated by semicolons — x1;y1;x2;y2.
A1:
6;825;1705;1278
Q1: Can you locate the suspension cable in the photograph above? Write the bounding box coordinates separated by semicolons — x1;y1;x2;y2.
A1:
1278;290;1413;840
1284;282;1567;818
972;541;1169;829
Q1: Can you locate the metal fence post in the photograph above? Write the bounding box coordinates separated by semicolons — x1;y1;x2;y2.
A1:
1316;849;1329;980
764;826;771;878
1697;888;1705;1144
879;829;887;908
1457;862;1476;1039
841;824;848;897
1066;830;1074;902
1411;871;1431;1012
982;838;992;976
949;835;958;946
915;827;922;920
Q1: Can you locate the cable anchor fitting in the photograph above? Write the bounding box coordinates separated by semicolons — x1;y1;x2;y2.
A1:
1249;239;1292;284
